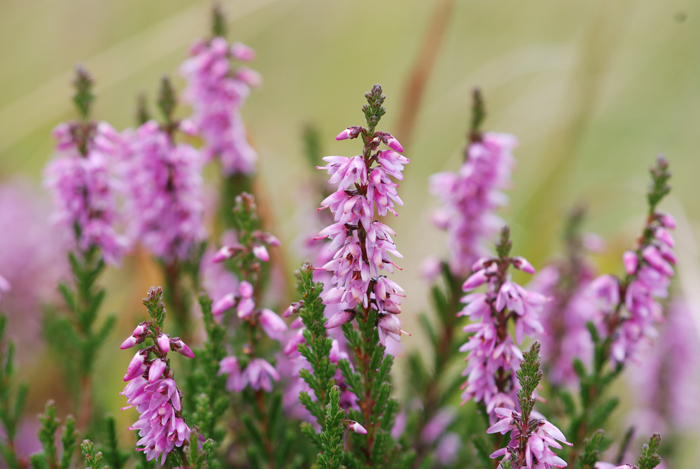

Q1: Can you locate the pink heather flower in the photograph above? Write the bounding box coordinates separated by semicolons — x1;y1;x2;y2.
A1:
377;314;410;346
622;251;638;275
315;140;410;341
324;309;355;329
239;358;280;392
171;338;195;358
219;356;245;392
459;250;546;412
121;326;193;463
252;245;269;262
120;121;206;262
488;408;570;469
589;212;676;365
259;309;288;341
421;409;455;444
528;264;596;387
212;293;236;316
212;243;244;262
44;122;127;265
628;299;700;433
429;132;516;277
180;36;259;175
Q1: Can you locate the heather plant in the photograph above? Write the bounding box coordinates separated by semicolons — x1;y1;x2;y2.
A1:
0;4;690;469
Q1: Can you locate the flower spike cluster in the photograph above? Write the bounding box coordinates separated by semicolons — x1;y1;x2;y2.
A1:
180;10;260;176
429;90;516;277
44;68;127;265
589;156;675;365
120;287;194;464
459;227;547;412
317;85;410;345
488;342;571;469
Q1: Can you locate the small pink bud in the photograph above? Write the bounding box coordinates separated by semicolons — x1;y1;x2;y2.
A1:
325;310;355;329
212;293;236;316
148;359;166;383
172;338;195;358
283;301;303;318
239;281;254;298
235;67;262;88
132;322;148;337
0;275;11;293
123;351;146;381
622;251;638;275
230;42;256;61
179;119;198;136
336;128;353;141
470;257;494;272
511;256;535;274
237;297;255;318
120;336;139;350
463;270;488;291
386;136;404;153
655;228;675;248
259;309;288;341
658;212;676;229
157;333;171;354
252;245;269;262
347;421;367;434
283;328;306;355
212;245;240;263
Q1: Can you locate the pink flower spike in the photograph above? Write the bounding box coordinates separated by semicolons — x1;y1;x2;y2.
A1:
325;310;355;329
148;359;167;383
386;136;404;153
347;421;367;434
253;245;269;262
157;333;171;354
463;270;488;291
512;256;535;274
622;251;638;275
212;293;236;316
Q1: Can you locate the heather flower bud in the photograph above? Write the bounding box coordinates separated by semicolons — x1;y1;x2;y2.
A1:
259;309;288;341
212;293;236;316
283;301;303;317
471;257;494;272
325;309;355;329
124;351;147;381
622;251;638;275
148;359;167;383
655;227;675;247
157;333;171;354
346;421;368;434
120;336;140;350
212;244;243;262
511;256;535;274
171;338;194;358
239;281;254;298
237;297;255;318
658;212;676;229
235;67;262;88
463;270;488;291
329;339;340;363
283;328;306;356
335;127;359;141
252;245;269;262
252;230;281;246
230;42;256;61
385;136;404;153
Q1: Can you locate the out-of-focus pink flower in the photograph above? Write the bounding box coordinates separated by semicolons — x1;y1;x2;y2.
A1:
429;132;516;277
180;36;259;175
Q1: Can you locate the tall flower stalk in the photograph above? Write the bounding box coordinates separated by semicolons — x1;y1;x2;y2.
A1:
317;84;412;467
565;156;675;465
120;287;197;466
121;76;207;340
42;67;124;430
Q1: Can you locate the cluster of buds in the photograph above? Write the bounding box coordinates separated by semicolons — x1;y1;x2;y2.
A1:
120;288;194;463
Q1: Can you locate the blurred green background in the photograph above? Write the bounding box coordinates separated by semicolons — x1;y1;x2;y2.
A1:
1;0;699;466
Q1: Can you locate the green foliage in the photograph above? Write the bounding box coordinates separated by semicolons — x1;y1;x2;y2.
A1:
363;84;386;132
211;3;227;38
135;93;150;126
469;87;486;142
98;416;129;469
516;342;543;418
637;434;662;469
72;66;94;121
184;427;216;469
45;247;114;419
317;387;346;469
157;75;176;124
142;286;167;329
32;402;80;469
647;156;671;212
495;226;512;259
0;315;28;469
81;440;106;469
575;430;611;469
